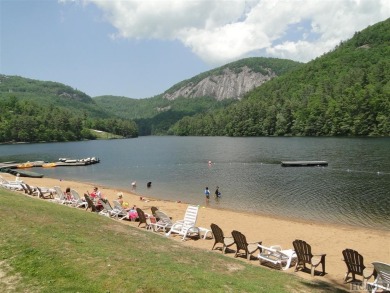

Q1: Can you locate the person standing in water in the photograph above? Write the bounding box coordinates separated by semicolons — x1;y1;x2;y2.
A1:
204;187;210;201
214;186;221;199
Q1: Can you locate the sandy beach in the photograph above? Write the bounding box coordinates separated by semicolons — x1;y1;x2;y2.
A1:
3;173;389;290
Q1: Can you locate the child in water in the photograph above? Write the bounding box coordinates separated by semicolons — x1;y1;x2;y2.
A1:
204;187;210;200
214;186;221;198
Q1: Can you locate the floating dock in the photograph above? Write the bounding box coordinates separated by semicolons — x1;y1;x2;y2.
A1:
281;161;328;167
0;157;100;177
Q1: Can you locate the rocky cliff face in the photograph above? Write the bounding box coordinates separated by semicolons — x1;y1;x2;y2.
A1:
163;66;276;101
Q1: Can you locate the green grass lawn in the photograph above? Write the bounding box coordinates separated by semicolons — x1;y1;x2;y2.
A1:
90;129;123;140
0;188;346;293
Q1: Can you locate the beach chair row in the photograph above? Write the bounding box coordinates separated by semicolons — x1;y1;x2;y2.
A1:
209;222;389;292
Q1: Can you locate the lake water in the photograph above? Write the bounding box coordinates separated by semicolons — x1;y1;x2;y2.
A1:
1;136;389;230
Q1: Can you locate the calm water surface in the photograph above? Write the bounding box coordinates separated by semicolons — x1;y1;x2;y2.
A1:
1;137;389;230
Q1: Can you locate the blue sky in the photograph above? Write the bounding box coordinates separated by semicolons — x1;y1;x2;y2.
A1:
1;0;389;99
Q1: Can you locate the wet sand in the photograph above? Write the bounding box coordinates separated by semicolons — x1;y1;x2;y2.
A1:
3;173;389;290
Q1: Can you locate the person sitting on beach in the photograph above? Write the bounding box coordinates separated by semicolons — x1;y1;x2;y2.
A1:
65;187;73;201
128;205;138;221
15;173;22;182
88;187;105;211
117;192;124;205
89;186;102;200
117;192;130;209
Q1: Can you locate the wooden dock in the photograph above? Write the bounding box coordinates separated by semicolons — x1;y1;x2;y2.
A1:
0;157;100;177
281;161;328;167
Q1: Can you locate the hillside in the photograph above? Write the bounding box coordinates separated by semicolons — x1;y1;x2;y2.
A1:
0;75;108;117
94;95;235;135
1;56;299;139
0;77;138;143
94;57;301;135
170;18;390;136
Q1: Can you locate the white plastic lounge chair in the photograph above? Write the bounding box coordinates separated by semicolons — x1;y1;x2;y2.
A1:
367;262;390;293
112;200;130;220
154;210;174;232
70;189;87;208
50;186;69;204
100;199;128;219
198;227;213;239
0;175;24;190
166;205;201;241
0;175;24;185
258;244;297;270
99;200;118;217
146;216;158;231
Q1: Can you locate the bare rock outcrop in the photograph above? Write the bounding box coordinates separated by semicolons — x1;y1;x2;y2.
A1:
163;66;276;101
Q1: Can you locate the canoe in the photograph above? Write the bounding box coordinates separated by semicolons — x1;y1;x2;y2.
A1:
16;170;44;178
4;168;44;178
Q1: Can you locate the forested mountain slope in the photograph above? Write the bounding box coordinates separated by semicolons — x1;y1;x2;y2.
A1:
0;75;107;117
0;77;138;143
170;18;390;136
94;95;235;135
94;57;301;135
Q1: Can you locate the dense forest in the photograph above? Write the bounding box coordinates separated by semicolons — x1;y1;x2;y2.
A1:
0;96;138;143
169;18;390;136
95;95;236;135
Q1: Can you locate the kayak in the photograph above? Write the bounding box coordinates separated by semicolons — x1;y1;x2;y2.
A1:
42;162;57;168
17;162;33;169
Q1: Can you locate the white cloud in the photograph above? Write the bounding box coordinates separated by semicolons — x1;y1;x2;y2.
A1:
60;0;390;64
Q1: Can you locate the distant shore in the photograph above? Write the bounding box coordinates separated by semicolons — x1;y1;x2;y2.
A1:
3;172;389;290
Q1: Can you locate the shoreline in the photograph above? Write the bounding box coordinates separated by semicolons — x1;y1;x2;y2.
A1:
83;178;390;233
3;173;389;290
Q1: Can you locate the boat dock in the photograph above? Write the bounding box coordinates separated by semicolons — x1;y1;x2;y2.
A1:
0;157;100;177
281;161;328;167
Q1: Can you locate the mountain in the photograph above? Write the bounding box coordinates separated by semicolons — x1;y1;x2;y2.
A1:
0;56;299;139
162;57;302;101
94;57;302;135
94;95;235;135
0;75;109;117
0;76;138;143
170;18;390;137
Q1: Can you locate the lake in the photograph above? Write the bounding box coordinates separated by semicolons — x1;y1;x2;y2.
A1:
1;136;389;230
